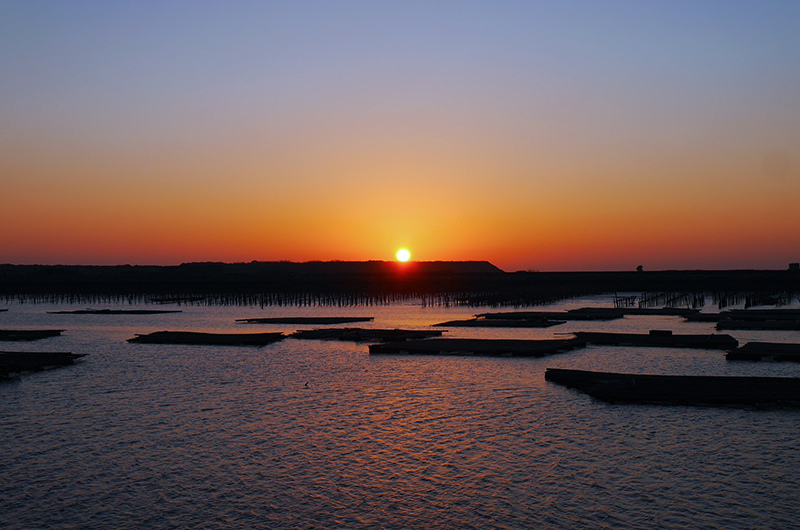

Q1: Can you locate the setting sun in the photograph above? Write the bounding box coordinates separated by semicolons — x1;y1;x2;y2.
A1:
396;249;411;262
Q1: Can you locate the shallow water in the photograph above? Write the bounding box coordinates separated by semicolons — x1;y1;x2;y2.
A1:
2;297;800;529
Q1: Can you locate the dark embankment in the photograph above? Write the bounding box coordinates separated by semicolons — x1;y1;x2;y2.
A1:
1;262;798;307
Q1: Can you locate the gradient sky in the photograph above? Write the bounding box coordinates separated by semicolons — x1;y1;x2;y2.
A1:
2;1;799;271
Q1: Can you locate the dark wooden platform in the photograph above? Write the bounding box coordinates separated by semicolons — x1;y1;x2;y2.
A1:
47;309;182;314
726;342;800;362
723;309;800;320
433;318;564;328
369;337;585;357
476;309;626;321
683;313;725;322
611;308;700;316
128;331;285;346
685;309;800;329
442;307;658;327
291;328;443;342
0;329;64;341
236;317;373;324
476;307;699;321
717;320;800;330
1;351;87;379
573;330;738;350
545;368;800;406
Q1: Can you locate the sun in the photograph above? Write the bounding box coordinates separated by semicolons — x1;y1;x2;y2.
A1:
396;249;411;262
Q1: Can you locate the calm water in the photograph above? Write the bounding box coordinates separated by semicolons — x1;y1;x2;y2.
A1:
2;297;800;529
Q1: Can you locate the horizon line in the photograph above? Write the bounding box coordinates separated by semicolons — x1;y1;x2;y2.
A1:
2;260;799;274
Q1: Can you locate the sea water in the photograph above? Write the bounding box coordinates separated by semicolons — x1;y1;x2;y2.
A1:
2;297;800;529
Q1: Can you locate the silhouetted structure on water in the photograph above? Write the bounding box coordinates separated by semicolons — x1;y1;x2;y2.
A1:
128;331;285;346
291;328;443;342
727;342;800;362
573;330;738;350
370;337;586;357
545;368;800;406
0;329;64;341
1;351;86;379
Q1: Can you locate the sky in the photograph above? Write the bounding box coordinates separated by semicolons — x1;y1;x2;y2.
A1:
1;1;799;271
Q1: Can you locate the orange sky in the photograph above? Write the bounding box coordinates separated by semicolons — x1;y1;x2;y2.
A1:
2;2;799;271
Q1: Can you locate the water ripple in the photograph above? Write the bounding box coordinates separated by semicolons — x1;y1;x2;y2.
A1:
2;300;800;528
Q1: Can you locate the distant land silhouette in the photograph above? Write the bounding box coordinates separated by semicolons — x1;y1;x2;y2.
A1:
1;261;798;307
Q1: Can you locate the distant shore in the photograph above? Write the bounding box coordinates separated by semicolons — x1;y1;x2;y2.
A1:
1;261;798;307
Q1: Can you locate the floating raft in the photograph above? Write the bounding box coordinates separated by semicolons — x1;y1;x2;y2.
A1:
47;308;182;315
236;316;373;324
573;330;738;350
0;329;64;341
545;368;800;406
685;309;800;328
722;309;800;320
477;309;625;321
717;320;800;331
292;328;443;342
433;317;564;328
477;308;699;322
128;331;285;346
613;308;700;316
683;313;726;322
726;342;800;362
369;337;585;357
718;309;800;330
1;351;87;379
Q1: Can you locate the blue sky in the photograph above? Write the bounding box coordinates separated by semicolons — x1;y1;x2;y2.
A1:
2;1;799;269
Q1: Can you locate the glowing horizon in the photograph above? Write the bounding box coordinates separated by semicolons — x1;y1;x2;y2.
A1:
1;2;799;272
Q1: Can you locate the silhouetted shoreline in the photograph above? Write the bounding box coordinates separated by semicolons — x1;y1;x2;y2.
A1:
1;261;798;307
